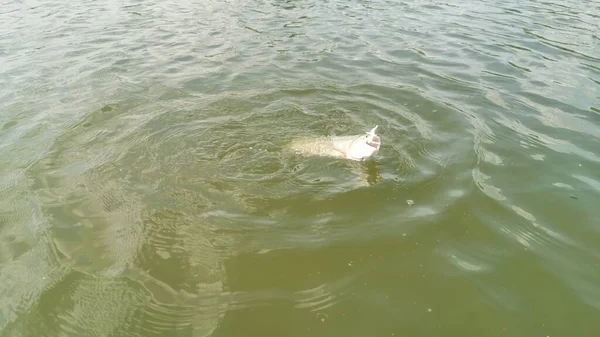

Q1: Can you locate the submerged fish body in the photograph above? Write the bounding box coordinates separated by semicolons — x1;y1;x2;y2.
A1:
289;125;381;161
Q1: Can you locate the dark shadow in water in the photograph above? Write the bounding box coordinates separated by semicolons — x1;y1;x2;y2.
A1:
363;159;382;186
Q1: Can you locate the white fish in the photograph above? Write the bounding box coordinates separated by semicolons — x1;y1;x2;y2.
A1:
289;125;381;161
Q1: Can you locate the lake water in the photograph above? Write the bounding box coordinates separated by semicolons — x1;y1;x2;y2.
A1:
1;0;599;336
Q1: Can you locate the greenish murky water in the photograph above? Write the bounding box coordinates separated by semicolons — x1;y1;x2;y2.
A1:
1;0;599;336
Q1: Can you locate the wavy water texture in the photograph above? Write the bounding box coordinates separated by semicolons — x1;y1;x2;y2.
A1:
1;0;599;336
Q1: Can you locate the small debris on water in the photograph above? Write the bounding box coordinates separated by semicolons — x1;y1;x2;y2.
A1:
316;313;328;322
570;195;578;200
406;199;414;206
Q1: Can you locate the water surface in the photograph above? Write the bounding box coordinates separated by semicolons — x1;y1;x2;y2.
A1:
1;0;599;336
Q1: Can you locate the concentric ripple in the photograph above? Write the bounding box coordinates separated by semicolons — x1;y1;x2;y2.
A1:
1;0;599;336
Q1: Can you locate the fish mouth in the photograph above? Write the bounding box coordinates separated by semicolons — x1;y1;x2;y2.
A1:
367;141;379;148
366;135;381;149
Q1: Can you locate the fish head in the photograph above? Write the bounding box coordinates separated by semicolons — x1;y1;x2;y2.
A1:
345;125;381;161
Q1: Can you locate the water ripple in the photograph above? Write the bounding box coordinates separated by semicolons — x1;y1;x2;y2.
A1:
2;0;600;336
